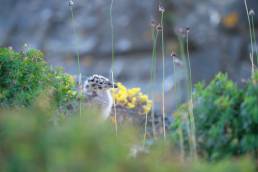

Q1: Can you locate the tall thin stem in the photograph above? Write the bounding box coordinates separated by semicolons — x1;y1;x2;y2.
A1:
143;112;148;147
186;31;197;160
150;27;159;139
244;0;255;77
69;1;82;117
250;14;258;64
110;0;118;136
161;11;166;140
186;31;192;101
250;53;255;80
173;56;185;161
178;36;194;159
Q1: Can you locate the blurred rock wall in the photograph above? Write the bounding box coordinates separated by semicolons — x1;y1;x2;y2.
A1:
0;0;154;56
166;0;258;83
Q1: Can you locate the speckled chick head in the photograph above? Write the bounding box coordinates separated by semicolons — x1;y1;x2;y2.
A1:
83;74;117;93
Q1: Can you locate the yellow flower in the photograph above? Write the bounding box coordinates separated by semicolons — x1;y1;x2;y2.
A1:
143;105;151;114
111;82;152;113
127;88;140;97
127;102;135;109
140;95;148;102
117;82;127;91
147;100;152;106
131;97;137;104
116;94;127;103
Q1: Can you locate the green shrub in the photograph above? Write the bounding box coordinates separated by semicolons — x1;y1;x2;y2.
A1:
193;73;243;160
0;48;78;109
171;72;258;161
240;72;258;157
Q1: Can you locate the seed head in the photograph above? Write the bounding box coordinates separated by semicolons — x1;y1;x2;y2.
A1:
156;24;163;31
68;0;74;7
186;27;190;33
249;9;255;16
159;5;165;13
170;51;176;57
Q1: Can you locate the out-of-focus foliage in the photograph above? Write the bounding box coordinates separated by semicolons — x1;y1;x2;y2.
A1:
111;82;152;115
240;72;258;156
0;48;78;109
0;105;135;172
0;105;255;172
171;72;258;161
193;73;242;160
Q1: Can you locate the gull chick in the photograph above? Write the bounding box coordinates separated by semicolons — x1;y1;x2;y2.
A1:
83;74;117;119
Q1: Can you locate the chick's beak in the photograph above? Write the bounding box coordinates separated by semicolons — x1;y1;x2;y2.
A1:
107;82;117;88
113;83;118;88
